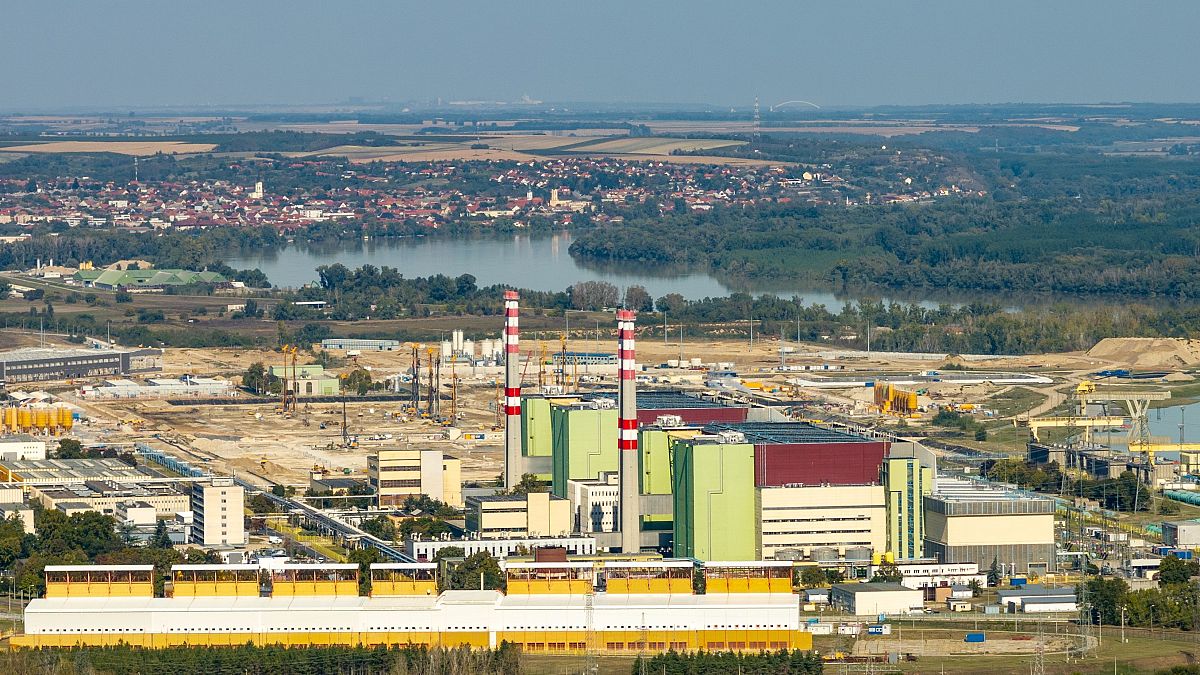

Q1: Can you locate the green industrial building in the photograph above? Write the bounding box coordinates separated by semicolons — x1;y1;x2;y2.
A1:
671;435;757;560
882;443;936;560
550;402;618;498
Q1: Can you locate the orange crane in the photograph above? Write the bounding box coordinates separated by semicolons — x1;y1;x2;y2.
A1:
279;344;293;411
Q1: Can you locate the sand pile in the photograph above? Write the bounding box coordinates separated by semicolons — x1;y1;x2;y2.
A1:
1086;337;1200;368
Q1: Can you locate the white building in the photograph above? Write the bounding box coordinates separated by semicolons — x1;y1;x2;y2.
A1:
830;582;924;616
404;535;597;561
190;478;245;547
1162;520;1200;548
567;472;618;533
865;559;987;590
0;436;47;461
758;483;886;560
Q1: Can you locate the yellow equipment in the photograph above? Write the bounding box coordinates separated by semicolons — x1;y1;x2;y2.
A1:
874;382;919;418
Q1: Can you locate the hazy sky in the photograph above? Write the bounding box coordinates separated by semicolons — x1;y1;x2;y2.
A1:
4;1;1198;110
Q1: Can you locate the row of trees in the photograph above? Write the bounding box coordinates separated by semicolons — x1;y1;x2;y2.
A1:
1086;555;1200;630
979;458;1150;512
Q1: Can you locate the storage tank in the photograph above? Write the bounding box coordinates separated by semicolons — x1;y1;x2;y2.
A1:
4;407;16;432
810;547;838;562
845;546;873;561
33;407;51;430
440;341;453;357
774;549;803;561
17;407;32;430
57;406;73;431
462;339;474;357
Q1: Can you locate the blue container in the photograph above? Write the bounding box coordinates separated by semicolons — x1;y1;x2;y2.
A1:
1010;577;1026;587
1173;550;1194;560
964;633;986;643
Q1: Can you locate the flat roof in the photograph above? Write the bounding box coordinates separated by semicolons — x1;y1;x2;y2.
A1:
702;421;875;445
0;346;155;362
45;565;154;572
832;582;915;593
369;563;437;571
171;564;259;572
603;560;694;569
502;561;595;570
277;563;359;571
590;390;737;410
704;560;795;568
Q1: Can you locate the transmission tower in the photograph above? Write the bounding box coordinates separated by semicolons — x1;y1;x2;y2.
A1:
752;96;761;139
584;589;597;674
1077;577;1095;658
1032;619;1046;675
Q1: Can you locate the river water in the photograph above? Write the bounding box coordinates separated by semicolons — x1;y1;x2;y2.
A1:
226;232;900;306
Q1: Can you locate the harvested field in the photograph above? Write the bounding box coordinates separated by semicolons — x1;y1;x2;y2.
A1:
566;137;744;154
0;141;217;155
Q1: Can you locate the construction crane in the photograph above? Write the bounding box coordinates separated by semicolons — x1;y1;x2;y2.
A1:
556;334;568;388
537;341;548;389
1019;380;1173;462
406;343;421;415
449;359;458;426
279;344;291;412
425;346;439;419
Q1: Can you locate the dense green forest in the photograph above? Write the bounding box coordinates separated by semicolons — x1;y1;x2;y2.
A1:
2;643;522;675
569;165;1200;298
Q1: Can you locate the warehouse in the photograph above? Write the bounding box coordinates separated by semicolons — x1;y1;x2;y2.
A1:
922;477;1057;574
320;338;400;352
0;458;162;484
1162;520;1200;548
78;376;234;399
830;582;924;616
0;346;162;384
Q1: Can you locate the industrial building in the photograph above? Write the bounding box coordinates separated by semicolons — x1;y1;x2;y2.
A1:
0;458;162;484
0;435;47;461
865;560;987;591
404;535;597;561
1162;520;1200;548
757;484;886;561
996;585;1078;613
267;364;340;397
367;448;462;509
464;492;571;538
922;477;1057;575
0;346;162;384
31;481;190;518
567;472;618;533
74;268;229;291
190;478;245;547
320;338;400;352
15;561;814;653
829;582;924;616
78;376;234;399
671;423;890;561
882;442;937;560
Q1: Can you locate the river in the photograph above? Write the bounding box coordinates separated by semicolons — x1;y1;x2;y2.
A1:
226;232;941;307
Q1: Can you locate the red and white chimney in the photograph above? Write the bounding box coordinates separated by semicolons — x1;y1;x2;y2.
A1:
503;291;523;488
617;309;639;553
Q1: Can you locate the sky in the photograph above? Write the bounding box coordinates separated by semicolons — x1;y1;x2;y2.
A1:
4;1;1199;110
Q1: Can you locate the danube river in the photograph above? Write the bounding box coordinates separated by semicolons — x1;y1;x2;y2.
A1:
227;232;878;306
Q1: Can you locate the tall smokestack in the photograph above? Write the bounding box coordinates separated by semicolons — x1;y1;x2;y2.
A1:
504;290;523;488
617;309;640;553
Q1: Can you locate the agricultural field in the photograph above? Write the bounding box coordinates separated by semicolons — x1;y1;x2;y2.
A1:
561;136;746;154
0;140;217;155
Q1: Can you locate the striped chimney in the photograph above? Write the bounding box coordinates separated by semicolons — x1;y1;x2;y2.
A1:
617;309;640;553
503;290;523;488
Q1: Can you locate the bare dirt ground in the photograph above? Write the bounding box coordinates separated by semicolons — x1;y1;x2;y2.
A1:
52;329;1200;491
1086;337;1200;368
